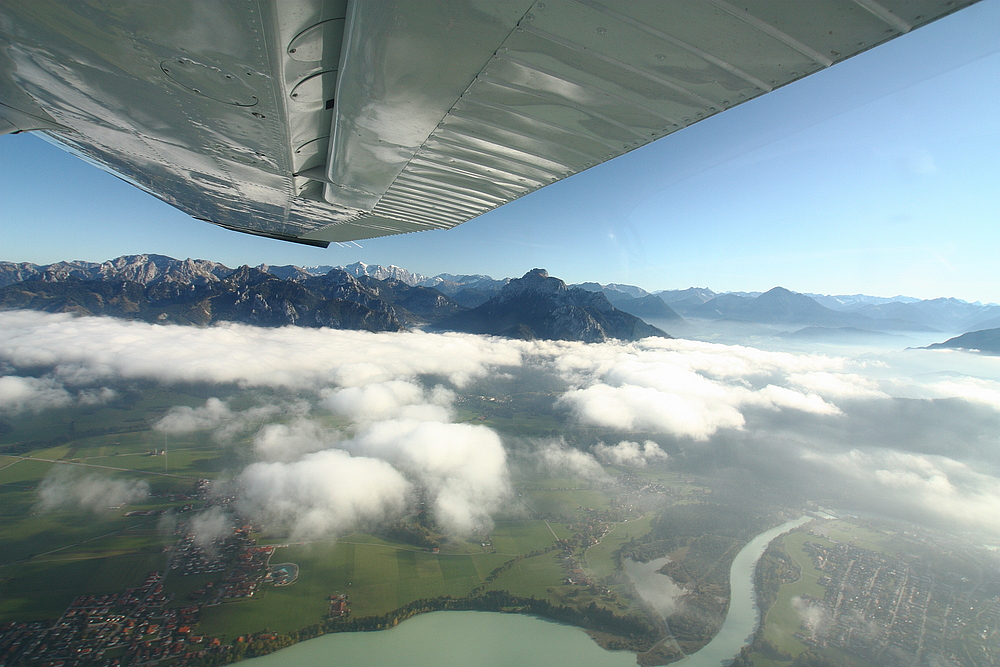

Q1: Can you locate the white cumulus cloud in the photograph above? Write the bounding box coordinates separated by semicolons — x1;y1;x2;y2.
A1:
536;439;607;481
238;449;411;541
36;467;150;513
594;440;668;468
347;419;511;536
253;419;341;463
551;339;860;440
320;381;454;423
0;375;72;414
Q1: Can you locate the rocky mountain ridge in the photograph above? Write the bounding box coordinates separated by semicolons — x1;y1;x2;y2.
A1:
436;269;667;343
924;328;1000;354
0;263;405;331
4;255;997;335
0;257;663;342
0;254;231;287
655;286;998;333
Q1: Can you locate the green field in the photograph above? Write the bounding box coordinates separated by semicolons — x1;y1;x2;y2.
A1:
585;515;654;580
0;385;241;623
0;382;673;646
816;519;896;554
198;535;516;638
761;529;833;657
521;487;611;518
490;520;563;554
484;550;565;598
0;551;167;621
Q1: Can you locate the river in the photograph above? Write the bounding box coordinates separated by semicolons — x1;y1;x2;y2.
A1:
242;516;811;666
675;516;812;666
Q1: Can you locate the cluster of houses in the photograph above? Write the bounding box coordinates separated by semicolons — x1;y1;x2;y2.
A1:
0;477;297;666
0;572;205;666
328;594;350;619
170;530;228;577
173;522;275;605
0;514;290;666
799;536;1000;666
212;542;275;601
566;519;612;549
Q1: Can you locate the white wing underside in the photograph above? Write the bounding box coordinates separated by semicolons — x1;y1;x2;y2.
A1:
0;0;978;247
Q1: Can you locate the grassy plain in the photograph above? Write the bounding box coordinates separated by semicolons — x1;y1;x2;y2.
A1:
490;520;563;554
0;382;673;646
0;551;166;621
0;385;236;622
586;515;654;580
816;519;896;554
762;529;833;657
758;521;893;667
198;534;514;638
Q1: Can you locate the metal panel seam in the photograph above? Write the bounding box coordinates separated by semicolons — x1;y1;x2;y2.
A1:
519;23;718;108
492;53;680;125
849;0;912;33
700;0;834;67
569;0;773;92
476;74;656;140
458;95;626;152
361;1;540;226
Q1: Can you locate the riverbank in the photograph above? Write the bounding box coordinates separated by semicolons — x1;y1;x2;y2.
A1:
198;516;812;667
674;516;812;665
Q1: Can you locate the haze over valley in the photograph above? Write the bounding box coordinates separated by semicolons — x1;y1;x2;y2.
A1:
1;255;999;666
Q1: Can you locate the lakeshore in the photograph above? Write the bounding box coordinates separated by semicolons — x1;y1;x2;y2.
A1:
237;517;813;667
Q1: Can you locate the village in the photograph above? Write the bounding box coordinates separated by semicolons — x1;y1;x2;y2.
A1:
0;509;288;666
0;572;207;666
799;539;1000;666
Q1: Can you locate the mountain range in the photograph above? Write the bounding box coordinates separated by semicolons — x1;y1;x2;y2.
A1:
924;328;1000;355
2;255;996;340
436;269;666;343
0;256;660;343
654;286;998;334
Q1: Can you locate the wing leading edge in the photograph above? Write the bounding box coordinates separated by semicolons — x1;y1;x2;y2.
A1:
0;0;979;247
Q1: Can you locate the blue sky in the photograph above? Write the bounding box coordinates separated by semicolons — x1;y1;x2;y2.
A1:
2;1;998;302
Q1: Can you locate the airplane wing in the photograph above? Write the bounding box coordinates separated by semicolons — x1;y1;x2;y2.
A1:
0;0;978;247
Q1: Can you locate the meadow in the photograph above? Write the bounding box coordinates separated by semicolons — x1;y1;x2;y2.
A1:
752;523;887;667
0;383;681;644
0;385;235;622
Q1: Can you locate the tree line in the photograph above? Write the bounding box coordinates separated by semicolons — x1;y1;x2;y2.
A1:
180;590;657;666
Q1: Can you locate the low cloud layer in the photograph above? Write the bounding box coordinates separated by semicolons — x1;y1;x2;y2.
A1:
594;440;668;468
238;449;411;540
0;375;114;414
624;557;686;620
347;419;510;535
253;419;340;463
5;311;1000;540
0;375;71;414
0;310;524;389
792;595;829;639
800;448;1000;531
36;467;150;512
187;506;232;552
536;439;607;481
321;381;454;423
155;398;306;443
552;339;859;440
155;397;235;434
